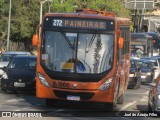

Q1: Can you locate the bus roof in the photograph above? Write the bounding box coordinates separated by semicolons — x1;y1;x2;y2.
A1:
131;33;152;39
145;32;160;40
43;9;130;25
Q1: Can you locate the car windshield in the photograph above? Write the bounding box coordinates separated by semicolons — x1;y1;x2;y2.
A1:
8;57;36;69
0;54;14;62
149;59;158;67
41;31;114;74
141;62;152;69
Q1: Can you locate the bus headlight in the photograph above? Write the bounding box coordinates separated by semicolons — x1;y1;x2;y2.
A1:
98;78;113;91
38;73;50;87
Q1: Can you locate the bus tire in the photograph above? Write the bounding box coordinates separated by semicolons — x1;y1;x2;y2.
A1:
104;103;114;111
45;99;58;107
117;94;124;104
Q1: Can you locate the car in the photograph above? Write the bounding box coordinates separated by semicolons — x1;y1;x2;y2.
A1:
152;56;160;65
0;55;36;93
0;51;31;77
140;57;160;80
148;75;160;114
140;60;155;84
128;58;141;89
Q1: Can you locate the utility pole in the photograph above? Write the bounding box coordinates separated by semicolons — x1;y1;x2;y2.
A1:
6;0;12;51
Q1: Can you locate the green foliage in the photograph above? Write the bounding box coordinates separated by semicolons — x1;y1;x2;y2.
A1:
0;0;131;45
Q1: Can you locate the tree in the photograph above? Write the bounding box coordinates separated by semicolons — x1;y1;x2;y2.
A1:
0;0;131;51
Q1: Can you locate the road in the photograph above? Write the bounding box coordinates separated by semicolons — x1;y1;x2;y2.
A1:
0;84;159;120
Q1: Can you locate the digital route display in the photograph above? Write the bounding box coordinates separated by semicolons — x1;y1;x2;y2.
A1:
43;16;114;31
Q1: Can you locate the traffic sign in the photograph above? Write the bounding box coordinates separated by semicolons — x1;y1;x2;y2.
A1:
125;0;155;9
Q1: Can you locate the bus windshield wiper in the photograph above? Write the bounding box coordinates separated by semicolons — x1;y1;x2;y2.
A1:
60;32;74;49
85;34;96;53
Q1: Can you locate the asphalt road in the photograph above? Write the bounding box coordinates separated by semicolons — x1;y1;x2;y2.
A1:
0;84;159;120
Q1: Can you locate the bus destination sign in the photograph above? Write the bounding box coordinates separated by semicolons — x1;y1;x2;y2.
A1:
44;17;114;31
131;41;146;45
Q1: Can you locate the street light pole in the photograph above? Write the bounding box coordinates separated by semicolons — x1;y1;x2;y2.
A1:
6;0;12;51
40;0;53;25
39;0;53;40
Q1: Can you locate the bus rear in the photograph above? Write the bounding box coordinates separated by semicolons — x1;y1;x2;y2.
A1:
131;33;153;57
32;9;130;110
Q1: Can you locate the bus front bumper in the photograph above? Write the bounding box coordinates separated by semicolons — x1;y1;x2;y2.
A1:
36;86;115;103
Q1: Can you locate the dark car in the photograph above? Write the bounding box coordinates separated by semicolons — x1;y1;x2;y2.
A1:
0;55;37;93
128;58;141;89
148;75;160;114
140;57;160;80
140;60;155;84
145;32;160;56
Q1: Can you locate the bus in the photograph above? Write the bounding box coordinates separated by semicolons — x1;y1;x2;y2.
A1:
131;33;153;58
145;32;160;56
32;9;131;110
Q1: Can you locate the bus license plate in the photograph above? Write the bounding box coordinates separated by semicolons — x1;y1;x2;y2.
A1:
14;82;25;87
67;95;80;101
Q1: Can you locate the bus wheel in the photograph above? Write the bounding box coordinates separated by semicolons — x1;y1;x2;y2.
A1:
117;94;124;104
45;99;58;107
104;103;114;111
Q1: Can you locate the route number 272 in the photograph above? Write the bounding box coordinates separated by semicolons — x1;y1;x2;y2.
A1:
53;19;62;27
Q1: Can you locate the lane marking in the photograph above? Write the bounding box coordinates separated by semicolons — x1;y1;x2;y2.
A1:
140;96;148;102
145;91;149;94
119;101;137;112
126;91;149;95
6;98;24;103
116;101;137;120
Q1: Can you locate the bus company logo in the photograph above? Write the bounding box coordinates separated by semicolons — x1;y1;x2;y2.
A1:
2;112;12;117
72;83;77;88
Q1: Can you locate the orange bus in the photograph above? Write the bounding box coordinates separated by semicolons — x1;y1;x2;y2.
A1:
32;9;131;110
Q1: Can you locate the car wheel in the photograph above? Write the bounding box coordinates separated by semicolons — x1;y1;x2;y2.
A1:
138;83;141;88
0;82;7;93
1;87;7;93
133;84;138;90
45;99;58;107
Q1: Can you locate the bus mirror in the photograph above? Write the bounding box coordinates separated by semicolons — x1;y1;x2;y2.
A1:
32;34;38;47
119;37;124;49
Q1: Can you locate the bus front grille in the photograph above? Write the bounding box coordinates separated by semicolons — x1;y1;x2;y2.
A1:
53;90;94;100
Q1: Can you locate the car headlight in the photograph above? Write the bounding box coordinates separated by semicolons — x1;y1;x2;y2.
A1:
38;73;50;87
129;74;135;77
98;77;113;91
146;72;151;75
158;95;160;100
2;72;8;79
33;77;36;81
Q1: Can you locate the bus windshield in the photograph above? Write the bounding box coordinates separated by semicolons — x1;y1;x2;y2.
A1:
41;31;114;74
131;34;153;57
